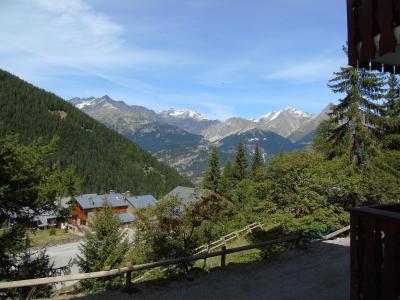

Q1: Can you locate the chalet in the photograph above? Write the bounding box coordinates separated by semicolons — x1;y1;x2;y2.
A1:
70;193;135;226
346;2;400;298
68;192;158;226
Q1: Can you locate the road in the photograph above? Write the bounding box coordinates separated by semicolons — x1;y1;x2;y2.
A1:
46;241;80;287
77;238;350;300
46;227;135;288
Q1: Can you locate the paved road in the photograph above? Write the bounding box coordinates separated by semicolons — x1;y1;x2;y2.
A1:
47;228;135;287
46;241;80;287
77;238;350;300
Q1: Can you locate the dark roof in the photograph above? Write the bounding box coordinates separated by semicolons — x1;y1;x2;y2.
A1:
115;213;136;223
164;186;206;206
75;193;128;210
127;195;157;209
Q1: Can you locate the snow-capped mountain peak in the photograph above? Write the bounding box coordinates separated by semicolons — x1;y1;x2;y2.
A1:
253;111;280;123
282;107;313;118
158;109;208;121
69;95;119;110
253;107;312;123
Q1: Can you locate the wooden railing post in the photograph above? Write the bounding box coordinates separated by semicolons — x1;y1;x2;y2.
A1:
125;263;133;288
220;245;226;267
103;266;111;289
26;285;37;300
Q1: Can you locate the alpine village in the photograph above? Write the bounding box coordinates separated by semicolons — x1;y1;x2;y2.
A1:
1;1;400;300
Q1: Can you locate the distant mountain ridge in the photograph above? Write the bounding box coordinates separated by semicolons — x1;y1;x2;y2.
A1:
0;70;191;197
70;96;330;182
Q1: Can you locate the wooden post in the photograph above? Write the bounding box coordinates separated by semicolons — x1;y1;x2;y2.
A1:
103;266;111;289
203;245;209;268
220;245;226;267
26;285;37;300
125;263;133;287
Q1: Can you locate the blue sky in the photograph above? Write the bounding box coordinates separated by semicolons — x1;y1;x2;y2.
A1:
0;0;347;120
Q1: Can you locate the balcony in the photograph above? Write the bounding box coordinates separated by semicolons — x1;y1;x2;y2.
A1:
351;204;400;300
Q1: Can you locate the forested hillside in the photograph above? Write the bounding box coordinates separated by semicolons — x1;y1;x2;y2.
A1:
0;69;191;196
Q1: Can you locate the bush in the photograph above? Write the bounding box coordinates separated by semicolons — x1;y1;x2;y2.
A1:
49;228;56;236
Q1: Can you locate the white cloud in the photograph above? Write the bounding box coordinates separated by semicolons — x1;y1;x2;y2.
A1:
265;57;344;83
0;0;180;83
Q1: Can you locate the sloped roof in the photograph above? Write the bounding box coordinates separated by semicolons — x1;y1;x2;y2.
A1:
127;195;157;209
115;213;136;223
75;193;128;210
34;214;58;227
164;186;206;206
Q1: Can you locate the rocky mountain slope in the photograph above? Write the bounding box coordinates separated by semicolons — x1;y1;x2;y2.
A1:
157;109;220;134
254;108;313;137
70;96;330;182
288;105;332;144
202;117;256;142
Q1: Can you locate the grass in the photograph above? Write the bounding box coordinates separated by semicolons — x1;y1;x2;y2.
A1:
195;236;263;270
28;228;77;247
194;223;283;270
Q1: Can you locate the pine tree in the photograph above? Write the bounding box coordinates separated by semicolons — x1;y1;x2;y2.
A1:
0;135;76;299
77;202;128;290
382;73;400;150
203;147;221;192
218;160;236;197
234;140;248;181
251;144;265;178
327;66;384;166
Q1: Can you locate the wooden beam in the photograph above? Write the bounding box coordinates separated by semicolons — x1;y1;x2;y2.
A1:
322;225;351;240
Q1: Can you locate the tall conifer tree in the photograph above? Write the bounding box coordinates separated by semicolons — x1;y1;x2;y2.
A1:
327;66;384;166
382;73;400;150
203;147;221;192
251;143;264;178
234;140;248;181
77;202;128;290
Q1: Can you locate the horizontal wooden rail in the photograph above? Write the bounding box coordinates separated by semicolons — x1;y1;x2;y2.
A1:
0;235;299;290
321;225;350;240
135;222;263;283
194;222;262;253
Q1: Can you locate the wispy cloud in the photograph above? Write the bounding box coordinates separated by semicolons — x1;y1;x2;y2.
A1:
0;0;181;82
0;0;347;118
265;57;345;83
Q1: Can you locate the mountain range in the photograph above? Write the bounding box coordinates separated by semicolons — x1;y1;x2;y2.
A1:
0;70;191;196
70;96;331;182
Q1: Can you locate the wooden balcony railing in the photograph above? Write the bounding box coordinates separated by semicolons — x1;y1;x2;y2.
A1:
350;204;400;300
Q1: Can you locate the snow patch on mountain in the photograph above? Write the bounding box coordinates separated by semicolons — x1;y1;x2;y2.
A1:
158;109;208;121
254;107;312;123
253;111;280;123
